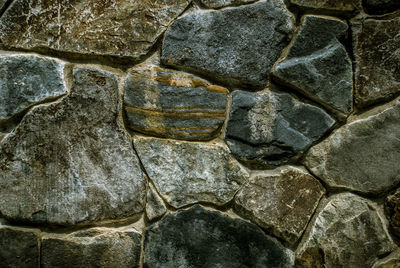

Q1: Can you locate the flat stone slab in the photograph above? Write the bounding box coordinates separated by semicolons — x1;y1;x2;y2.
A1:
352;12;400;108
226;89;335;168
41;227;142;267
363;0;400;14
133;136;249;208
162;0;294;87
0;0;190;60
144;205;294;267
124;67;228;141
304;97;400;195
146;183;167;222
296;193;395;268
0;67;147;225
0;54;66;123
234;166;325;245
272;15;353;114
200;0;257;8
289;0;360;14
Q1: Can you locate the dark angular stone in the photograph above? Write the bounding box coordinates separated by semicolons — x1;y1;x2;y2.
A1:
200;0;257;8
144;205;293;268
162;0;294;88
290;0;361;15
363;0;400;14
272;15;353;114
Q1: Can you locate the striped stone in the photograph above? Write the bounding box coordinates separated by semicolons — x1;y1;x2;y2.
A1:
124;67;228;140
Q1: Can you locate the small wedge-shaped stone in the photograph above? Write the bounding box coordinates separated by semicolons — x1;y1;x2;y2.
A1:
41;227;142;267
134;136;249;208
273;15;353;114
304;97;400;195
289;0;360;14
234;166;325;245
0;54;66;123
352;12;400;107
200;0;257;8
146;183;167;222
0;0;190;60
0;68;147;225
144;205;294;267
226;89;335;168
162;0;294;87
124;67;227;141
296;193;395;268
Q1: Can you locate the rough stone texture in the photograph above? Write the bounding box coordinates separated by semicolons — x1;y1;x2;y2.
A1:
0;0;7;11
0;54;66;123
0;67;147;225
134;136;249;208
226;89;335;168
0;226;39;268
373;249;400;268
296;193;395;268
162;0;294;88
272;15;353;114
234;166;325;245
200;0;257;8
0;0;190;60
41;228;142;268
144;205;294;268
352;12;400;108
304;97;400;195
146;183;167;222
363;0;400;15
124;67;227;141
290;0;360;14
385;188;400;238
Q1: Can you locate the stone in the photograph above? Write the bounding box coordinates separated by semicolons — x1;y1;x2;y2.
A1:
0;0;190;60
133;136;249;208
144;205;294;267
296;193;395;268
226;89;335;168
363;0;400;15
234;166;325;245
146;183;167;222
0;226;39;268
0;0;7;11
0;53;67;124
289;0;360;14
304;97;400;195
373;249;400;268
161;0;294;88
41;227;142;268
0;67;147;225
384;188;400;237
272;15;353;114
200;0;257;8
352;12;400;108
124;67;228;141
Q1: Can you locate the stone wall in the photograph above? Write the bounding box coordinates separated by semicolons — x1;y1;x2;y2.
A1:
0;0;399;267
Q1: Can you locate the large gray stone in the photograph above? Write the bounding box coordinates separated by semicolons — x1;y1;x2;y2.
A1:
133;136;249;208
200;0;257;8
162;0;294;88
0;226;39;268
41;227;142;268
124;67;227;141
144;205;294;268
296;193;395;268
363;0;400;14
272;15;353;114
0;67;147;225
226;89;335;168
146;183;167;222
352;12;400;107
0;0;190;60
304;97;400;195
0;54;67;123
234;166;325;245
289;0;360;14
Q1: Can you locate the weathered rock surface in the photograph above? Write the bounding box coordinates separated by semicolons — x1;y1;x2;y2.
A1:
0;226;39;268
289;0;360;14
304;97;400;194
0;0;7;11
162;0;294;87
0;54;66;123
363;0;400;14
0;67;147;225
385;188;400;237
146;183;167;222
124;67;227;141
234;166;325;245
144;205;294;267
200;0;257;8
352;12;400;107
0;0;190;60
133;136;249;208
373;249;400;268
226;89;335;168
41;228;142;268
296;193;395;268
272;15;353;114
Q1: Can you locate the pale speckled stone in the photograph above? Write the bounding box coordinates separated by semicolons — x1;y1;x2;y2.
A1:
234;166;325;245
200;0;257;8
146;183;167;222
134;136;249;208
